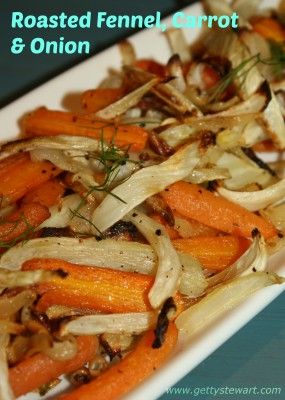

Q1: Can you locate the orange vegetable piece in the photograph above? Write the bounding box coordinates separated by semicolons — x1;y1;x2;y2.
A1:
251;17;285;42
161;182;277;239
23;258;184;314
172;236;249;271
135;59;166;77
151;213;180;240
22;179;65;208
174;213;220;237
253;140;277;152
201;64;221;90
0;203;50;244
23;107;148;152
59;323;178;400
81;88;125;113
0;153;61;205
9;336;98;398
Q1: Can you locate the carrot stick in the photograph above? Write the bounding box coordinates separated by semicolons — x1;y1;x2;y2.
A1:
161;182;277;239
172;236;249;271
23;258;184;314
59;323;177;400
81;88;125;113
24;258;153;313
36;284;184;316
22;179;65;208
253;140;276;152
150;213;180;240
201;64;221;90
174;213;220;238
0;203;50;244
251;17;285;42
135;59;166;77
9;336;98;398
0;152;27;173
0;153;61;205
23;107;148;152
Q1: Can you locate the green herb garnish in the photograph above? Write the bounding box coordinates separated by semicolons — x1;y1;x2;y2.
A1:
207;46;285;103
207;54;261;103
84;130;139;202
69;207;103;237
69;131;140;234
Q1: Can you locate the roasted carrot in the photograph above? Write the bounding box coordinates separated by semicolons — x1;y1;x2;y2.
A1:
0;152;26;172
59;323;177;400
81;88;125;113
25;258;153;313
0;153;61;205
172;236;249;271
36;284;183;315
9;336;98;398
135;59;166;77
0;203;50;244
201;64;221;90
253;139;277;152
23;107;148;152
251;17;285;42
151;213;180;240
23;258;184;314
161;182;277;239
174;213;220;238
25;259;147;312
22;179;65;208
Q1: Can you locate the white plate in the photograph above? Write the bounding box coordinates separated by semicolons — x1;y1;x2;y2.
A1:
1;1;284;399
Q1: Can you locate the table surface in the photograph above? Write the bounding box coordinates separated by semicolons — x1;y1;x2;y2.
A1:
0;1;284;399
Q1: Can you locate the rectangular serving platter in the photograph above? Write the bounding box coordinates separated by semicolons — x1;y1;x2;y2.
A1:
0;0;284;399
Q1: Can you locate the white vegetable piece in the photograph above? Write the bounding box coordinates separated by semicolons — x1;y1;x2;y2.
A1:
61;312;156;336
176;272;285;341
0;237;206;298
218;177;285;211
95;78;159;120
207;233;267;287
127;210;182;309
262;86;285;149
92;142;200;232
